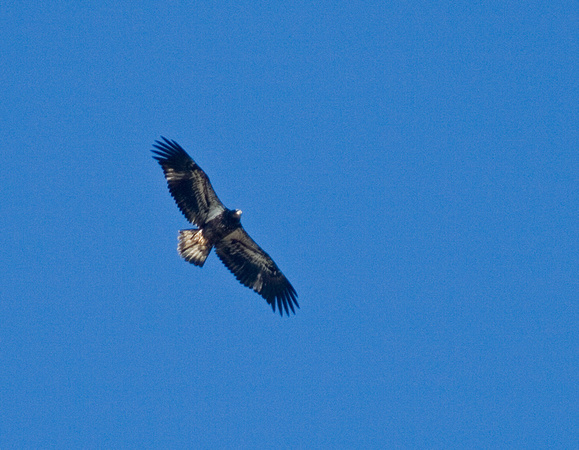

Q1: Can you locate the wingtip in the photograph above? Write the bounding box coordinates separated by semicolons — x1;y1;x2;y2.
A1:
268;290;299;317
151;137;190;164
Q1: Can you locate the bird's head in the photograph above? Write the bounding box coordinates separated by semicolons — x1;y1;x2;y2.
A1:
227;208;242;225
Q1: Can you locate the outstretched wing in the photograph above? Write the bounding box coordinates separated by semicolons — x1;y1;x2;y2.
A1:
215;228;299;316
152;137;225;226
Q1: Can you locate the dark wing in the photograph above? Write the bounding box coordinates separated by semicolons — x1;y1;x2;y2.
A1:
152;137;225;227
215;228;299;316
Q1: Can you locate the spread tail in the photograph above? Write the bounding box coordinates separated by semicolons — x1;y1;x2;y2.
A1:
178;229;212;267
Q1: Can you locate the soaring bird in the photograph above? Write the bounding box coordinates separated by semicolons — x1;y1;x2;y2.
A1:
152;137;298;316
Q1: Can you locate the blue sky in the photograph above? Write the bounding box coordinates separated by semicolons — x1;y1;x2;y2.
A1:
1;1;577;447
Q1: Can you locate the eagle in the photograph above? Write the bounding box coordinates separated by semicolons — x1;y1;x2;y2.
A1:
152;137;298;316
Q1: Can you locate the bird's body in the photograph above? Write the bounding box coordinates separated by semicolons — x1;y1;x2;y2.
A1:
152;137;298;316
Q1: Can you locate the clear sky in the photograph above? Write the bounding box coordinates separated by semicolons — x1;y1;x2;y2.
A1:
1;1;577;447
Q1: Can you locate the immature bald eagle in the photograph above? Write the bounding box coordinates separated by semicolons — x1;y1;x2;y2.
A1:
152;137;298;316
